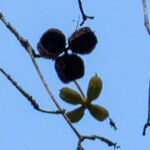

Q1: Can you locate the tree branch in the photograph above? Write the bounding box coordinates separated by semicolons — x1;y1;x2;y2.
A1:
0;12;81;139
141;0;150;135
142;0;150;34
77;135;120;150
0;66;63;114
142;80;150;135
78;0;94;26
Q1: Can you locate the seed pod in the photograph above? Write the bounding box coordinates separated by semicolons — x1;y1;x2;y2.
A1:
68;27;98;54
59;87;84;105
66;106;85;123
87;74;103;102
88;104;109;121
55;54;85;83
37;28;66;59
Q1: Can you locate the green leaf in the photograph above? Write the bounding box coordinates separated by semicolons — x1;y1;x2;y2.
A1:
66;106;85;123
87;74;103;102
59;87;84;105
88;104;109;121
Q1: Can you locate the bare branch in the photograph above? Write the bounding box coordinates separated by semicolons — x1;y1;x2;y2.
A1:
0;66;63;114
78;0;94;26
77;135;120;150
143;122;150;135
142;0;150;34
141;0;150;136
142;80;150;135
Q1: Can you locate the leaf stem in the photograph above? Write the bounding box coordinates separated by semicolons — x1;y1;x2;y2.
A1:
74;80;86;99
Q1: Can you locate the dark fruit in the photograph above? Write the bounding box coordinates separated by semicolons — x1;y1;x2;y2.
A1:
55;54;84;83
68;27;98;54
37;28;66;59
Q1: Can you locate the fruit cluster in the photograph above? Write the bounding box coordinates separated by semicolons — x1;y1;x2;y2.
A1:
37;27;98;83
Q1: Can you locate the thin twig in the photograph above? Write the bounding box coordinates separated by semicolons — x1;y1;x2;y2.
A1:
141;0;150;136
143;122;150;135
75;15;80;31
0;66;63;114
74;80;86;99
77;135;120;150
147;80;150;123
142;0;150;34
78;0;94;26
109;117;117;130
0;12;81;139
142;80;150;135
34;54;43;58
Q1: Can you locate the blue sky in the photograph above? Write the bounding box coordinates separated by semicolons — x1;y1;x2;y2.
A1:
0;0;150;150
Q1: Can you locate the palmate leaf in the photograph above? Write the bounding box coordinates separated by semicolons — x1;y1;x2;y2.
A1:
87;74;103;102
66;106;85;123
59;87;84;105
88;104;109;121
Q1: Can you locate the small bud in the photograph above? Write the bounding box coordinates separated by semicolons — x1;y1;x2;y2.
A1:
37;28;66;59
88;104;109;121
68;27;98;54
66;106;85;123
59;87;84;105
55;54;85;83
87;74;103;102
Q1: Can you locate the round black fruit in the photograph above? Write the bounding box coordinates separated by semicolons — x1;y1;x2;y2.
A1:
68;27;98;54
37;28;66;59
55;54;85;83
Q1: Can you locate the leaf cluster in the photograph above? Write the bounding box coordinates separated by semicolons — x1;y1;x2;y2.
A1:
59;75;109;123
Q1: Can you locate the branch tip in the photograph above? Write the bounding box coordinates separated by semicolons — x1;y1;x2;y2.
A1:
78;0;95;26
